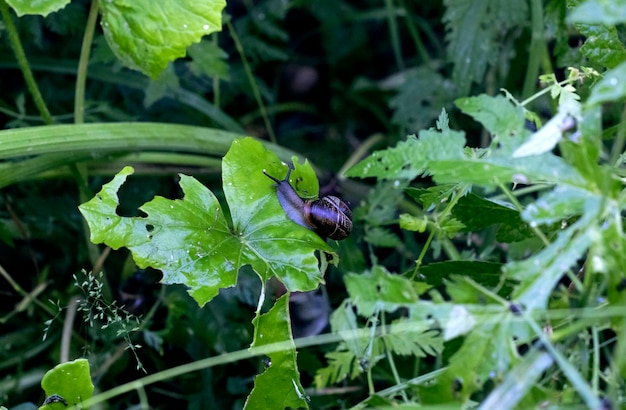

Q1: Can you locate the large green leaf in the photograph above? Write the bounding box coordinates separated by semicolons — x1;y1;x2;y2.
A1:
79;137;334;306
99;0;226;78
5;0;69;16
244;294;308;409
40;359;93;409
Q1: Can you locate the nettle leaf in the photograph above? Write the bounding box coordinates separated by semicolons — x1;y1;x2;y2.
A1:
5;0;69;17
345;266;418;317
80;137;334;307
383;317;443;357
390;68;456;134
99;0;225;78
452;193;533;241
443;0;527;93
187;40;229;80
346;129;466;180
455;95;526;138
568;0;626;25
40;358;93;408
577;23;626;69
245;294;308;409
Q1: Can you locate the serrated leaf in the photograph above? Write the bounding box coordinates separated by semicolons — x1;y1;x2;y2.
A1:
568;0;626;25
345;266;418;317
364;227;402;248
99;0;225;78
79;138;334;307
405;185;457;211
443;0;527;93
346;129;466;180
40;359;93;408
314;350;359;388
452;193;521;230
587;61;626;106
5;0;69;17
383;317;443;357
245;294;308;409
430;141;586;189
577;24;626;69
455;95;526;138
390;68;456;133
187;40;229;79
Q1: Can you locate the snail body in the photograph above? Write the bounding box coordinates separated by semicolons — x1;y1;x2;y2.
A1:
263;167;352;240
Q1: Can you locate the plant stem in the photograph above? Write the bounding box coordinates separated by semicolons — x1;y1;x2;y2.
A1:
337;133;385;179
384;0;404;71
521;0;545;100
610;103;626;167
74;0;99;125
0;1;53;124
226;20;277;144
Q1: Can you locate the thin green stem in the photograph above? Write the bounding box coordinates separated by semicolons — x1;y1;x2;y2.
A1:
0;1;53;124
400;0;431;67
498;183;550;247
384;0;404;70
226;20;276;144
380;311;409;402
523;312;602;409
610;103;626;167
74;0;99;125
521;0;545;100
337;133;385;179
592;326;600;393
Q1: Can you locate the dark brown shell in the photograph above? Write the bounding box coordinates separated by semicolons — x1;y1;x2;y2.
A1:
305;196;353;240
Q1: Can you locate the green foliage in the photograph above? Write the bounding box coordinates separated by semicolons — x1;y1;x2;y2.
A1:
4;0;626;408
40;359;93;408
79;138;334;306
99;0;226;78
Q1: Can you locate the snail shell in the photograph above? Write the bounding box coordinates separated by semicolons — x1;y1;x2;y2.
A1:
263;166;352;240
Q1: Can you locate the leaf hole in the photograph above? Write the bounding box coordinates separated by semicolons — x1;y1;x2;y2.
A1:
146;224;154;233
617;278;626;292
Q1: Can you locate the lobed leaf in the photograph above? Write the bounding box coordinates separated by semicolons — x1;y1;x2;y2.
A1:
245;295;308;409
80;138;334;307
99;0;226;78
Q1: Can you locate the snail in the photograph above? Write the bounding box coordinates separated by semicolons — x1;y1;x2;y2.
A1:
263;165;352;240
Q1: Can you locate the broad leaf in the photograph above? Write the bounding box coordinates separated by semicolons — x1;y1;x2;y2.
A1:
80;137;334;307
5;0;69;16
245;294;308;409
455;95;526;138
40;359;93;408
99;0;226;78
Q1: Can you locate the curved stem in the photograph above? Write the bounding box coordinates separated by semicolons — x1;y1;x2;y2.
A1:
74;0;99;125
226;20;276;144
0;1;53;124
521;0;545;100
